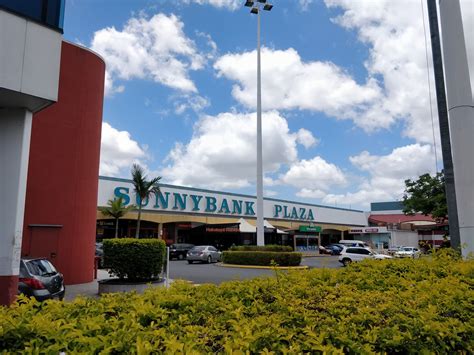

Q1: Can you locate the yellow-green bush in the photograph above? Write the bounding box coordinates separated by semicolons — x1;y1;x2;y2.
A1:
103;238;166;281
1;254;473;353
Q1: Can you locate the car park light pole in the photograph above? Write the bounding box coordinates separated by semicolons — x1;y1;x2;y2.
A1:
244;0;273;246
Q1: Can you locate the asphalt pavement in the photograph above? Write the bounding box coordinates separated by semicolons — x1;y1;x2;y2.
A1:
64;256;341;300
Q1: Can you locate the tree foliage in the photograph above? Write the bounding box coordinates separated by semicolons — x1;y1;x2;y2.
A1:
131;164;161;238
403;171;447;222
99;197;135;238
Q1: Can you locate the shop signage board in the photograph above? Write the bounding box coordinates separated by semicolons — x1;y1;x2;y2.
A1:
98;177;368;225
299;226;322;232
349;227;388;234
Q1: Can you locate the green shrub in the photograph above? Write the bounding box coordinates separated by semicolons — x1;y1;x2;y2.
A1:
103;238;166;281
1;257;473;353
229;244;293;252
222;251;302;266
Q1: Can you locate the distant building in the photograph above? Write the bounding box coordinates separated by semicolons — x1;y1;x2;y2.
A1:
368;201;447;248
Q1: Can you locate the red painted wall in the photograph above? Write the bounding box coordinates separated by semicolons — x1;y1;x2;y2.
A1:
22;42;105;284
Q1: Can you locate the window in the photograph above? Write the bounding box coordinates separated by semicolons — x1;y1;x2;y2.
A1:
25;259;57;276
0;0;65;32
209;247;217;252
346;248;360;254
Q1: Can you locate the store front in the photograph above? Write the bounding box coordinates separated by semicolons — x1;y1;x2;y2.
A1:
96;177;368;249
348;227;391;249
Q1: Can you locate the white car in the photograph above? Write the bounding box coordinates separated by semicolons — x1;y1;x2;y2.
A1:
394;246;421;258
338;247;393;266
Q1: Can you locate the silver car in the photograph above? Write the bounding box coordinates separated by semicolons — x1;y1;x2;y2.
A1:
187;245;221;264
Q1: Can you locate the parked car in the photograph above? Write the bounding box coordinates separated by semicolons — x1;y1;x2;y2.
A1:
324;244;345;255
394;246;421;258
169;243;195;260
18;258;65;301
387;246;402;256
319;244;343;255
95;242;104;268
187;245;221;264
338;247;393;266
339;240;370;248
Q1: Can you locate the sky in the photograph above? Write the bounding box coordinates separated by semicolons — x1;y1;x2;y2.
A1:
63;0;473;211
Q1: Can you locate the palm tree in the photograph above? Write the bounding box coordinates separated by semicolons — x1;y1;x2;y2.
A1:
131;163;161;239
99;197;135;238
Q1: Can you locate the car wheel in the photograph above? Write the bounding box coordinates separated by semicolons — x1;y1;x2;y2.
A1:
342;258;352;267
187;260;193;264
207;256;212;264
178;254;184;260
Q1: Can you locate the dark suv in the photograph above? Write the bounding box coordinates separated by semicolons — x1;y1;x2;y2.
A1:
18;258;65;301
169;243;195;260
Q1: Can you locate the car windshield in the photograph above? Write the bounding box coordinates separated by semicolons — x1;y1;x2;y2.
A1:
191;246;206;251
401;247;413;251
26;259;57;276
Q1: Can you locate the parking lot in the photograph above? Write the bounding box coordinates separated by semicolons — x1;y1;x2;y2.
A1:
168;256;341;285
65;256;341;300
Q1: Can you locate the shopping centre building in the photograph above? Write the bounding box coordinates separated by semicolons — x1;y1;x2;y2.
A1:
97;176;369;251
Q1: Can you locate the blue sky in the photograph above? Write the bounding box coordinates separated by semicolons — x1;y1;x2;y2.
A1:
63;0;473;210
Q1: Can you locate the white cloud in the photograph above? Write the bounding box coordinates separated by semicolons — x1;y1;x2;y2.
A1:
181;0;240;10
162;111;311;189
322;143;436;208
100;122;147;176
324;0;473;143
264;189;278;197
214;1;473;143
91;13;205;95
295;128;318;149
173;94;210;114
281;156;347;193
299;0;314;11
296;188;326;199
214;47;383;128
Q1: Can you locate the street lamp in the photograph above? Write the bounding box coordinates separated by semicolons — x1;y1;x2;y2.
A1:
244;0;273;246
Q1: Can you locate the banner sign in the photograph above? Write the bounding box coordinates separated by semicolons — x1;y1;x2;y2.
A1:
299;226;322;233
349;227;388;234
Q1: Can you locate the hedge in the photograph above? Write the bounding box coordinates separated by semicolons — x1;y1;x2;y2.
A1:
1;253;473;353
222;251;302;266
103;238;166;281
229;244;293;252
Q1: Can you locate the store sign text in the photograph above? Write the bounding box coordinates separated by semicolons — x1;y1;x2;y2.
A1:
113;186;315;221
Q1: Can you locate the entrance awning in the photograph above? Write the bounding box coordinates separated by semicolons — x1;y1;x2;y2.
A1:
238;218;256;233
238;218;288;234
264;220;288;234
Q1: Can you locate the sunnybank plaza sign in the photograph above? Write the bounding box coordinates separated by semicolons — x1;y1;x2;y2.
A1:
97;177;368;225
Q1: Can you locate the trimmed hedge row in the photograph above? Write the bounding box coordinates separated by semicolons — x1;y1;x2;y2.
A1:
222;251;302;266
103;238;166;281
229;244;293;252
1;252;473;353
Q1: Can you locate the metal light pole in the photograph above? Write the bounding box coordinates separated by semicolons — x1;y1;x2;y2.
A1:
436;0;474;257
244;0;273;246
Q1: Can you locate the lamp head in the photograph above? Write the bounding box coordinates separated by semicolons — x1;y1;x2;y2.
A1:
244;0;254;7
263;3;273;10
250;7;259;14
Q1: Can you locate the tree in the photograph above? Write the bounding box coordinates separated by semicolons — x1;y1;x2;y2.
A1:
131;164;161;238
99;197;135;238
402;171;447;223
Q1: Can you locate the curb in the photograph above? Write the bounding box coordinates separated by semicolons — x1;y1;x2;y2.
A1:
216;263;309;270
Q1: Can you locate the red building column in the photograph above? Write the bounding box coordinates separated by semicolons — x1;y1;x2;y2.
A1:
22;42;105;285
